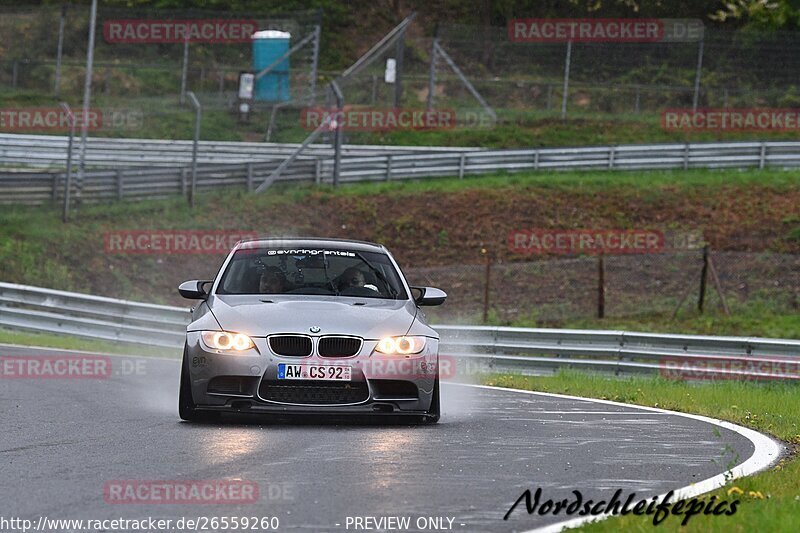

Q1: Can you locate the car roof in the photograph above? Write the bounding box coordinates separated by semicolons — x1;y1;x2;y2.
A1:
236;237;387;254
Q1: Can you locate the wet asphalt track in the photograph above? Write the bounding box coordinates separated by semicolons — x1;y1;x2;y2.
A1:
0;345;767;532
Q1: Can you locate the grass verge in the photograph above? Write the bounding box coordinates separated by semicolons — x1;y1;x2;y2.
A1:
496;303;800;340
486;371;798;532
0;328;178;358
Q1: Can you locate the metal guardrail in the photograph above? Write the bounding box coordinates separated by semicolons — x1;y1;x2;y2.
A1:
0;133;484;169
3;139;799;205
1;281;798;380
0;160;320;205
0;282;188;347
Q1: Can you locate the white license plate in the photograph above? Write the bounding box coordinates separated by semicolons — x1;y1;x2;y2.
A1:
277;363;351;381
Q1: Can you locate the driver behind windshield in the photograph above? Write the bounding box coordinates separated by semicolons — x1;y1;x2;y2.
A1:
338;267;379;293
259;267;287;294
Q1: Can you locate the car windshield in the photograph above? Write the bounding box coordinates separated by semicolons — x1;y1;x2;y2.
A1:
216;247;408;300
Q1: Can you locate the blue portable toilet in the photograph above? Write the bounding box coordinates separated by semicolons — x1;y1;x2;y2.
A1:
251;30;291;102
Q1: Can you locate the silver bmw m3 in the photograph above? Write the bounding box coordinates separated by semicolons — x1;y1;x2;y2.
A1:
177;238;447;423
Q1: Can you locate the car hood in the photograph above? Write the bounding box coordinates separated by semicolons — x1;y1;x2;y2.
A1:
206;295;418;339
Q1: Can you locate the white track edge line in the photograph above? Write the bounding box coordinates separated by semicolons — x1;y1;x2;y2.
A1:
456;383;784;533
0;341;179;361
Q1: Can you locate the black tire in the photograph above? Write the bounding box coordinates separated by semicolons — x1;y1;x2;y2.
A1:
178;347;199;422
423;375;440;424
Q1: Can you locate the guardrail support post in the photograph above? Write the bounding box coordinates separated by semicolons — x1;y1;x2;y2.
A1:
386;155;393;181
698;245;709;313
458;153;466;179
246;162;254;192
52;173;60;202
759;142;766;169
180;168;188;196
597;252;605;319
683;143;690;170
116;169;123;200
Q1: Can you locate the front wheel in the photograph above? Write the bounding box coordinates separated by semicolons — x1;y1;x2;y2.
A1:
422;375;440;424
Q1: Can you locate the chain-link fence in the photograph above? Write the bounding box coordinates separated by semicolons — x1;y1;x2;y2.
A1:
5;8;800;140
0;5;322;139
238;20;800;143
405;250;800;325
390;24;800;116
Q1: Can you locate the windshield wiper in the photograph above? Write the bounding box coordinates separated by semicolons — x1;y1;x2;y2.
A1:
355;252;398;298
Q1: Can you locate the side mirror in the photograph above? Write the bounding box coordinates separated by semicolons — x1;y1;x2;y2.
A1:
178;280;212;300
411;286;447;306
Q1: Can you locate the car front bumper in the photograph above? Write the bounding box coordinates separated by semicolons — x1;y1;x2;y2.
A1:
184;332;439;415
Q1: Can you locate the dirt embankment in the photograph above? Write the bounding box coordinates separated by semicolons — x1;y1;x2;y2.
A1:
50;183;796;306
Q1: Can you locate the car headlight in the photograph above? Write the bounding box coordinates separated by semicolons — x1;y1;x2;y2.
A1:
375;336;426;355
200;331;255;352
